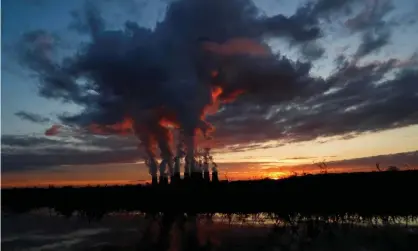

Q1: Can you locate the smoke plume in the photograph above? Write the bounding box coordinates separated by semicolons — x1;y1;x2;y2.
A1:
18;0;327;176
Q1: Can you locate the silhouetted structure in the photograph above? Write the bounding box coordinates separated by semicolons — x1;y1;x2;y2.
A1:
159;175;169;185
170;173;181;184
183;166;190;181
172;155;182;184
212;171;219;183
152;176;158;186
203;171;210;182
210;155;219;183
3;171;418;217
203;148;211;182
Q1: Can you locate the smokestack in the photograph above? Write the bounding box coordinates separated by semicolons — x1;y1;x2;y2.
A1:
191;157;202;181
159;160;168;185
171;156;181;184
136;130;159;186
155;125;173;186
199;157;205;181
184;158;191;181
203;148;210;182
212;170;219;183
173;132;185;184
184;133;197;182
158;157;172;185
188;146;202;182
167;158;174;185
145;156;159;186
159;175;168;185
210;156;219;183
152;176;158;186
148;157;158;186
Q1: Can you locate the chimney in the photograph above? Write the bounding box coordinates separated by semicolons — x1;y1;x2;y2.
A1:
159;161;168;185
175;131;186;183
171;158;181;185
203;148;210;182
167;157;174;184
203;171;210;182
172;156;181;184
211;171;219;183
152;176;158;186
191;157;202;182
159;175;169;185
184;171;190;180
184;158;191;181
170;173;180;185
210;156;219;183
147;157;159;186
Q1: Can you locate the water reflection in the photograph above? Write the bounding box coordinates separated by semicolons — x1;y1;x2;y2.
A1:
3;210;418;251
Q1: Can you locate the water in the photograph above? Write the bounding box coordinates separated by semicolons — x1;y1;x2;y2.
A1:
2;210;418;251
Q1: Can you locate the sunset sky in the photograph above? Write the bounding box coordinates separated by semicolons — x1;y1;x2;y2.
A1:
1;0;418;187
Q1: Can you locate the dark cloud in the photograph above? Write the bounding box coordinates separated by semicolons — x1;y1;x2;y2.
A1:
68;1;105;36
1;134;141;172
309;0;360;17
354;28;390;59
262;151;418;173
8;0;418;173
330;151;418;168
345;0;394;32
345;0;398;62
1;135;59;148
299;42;326;60
15;0;329;175
2;134;138;152
3;132;416;173
16;29;85;104
15;111;51;124
1;148;140;172
209;60;418;147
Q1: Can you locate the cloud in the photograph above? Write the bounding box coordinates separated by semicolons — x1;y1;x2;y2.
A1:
347;0;395;62
14;0;330;172
299;42;325;60
262;151;418;173
330;150;418;168
15;111;51;124
1;149;140;172
209;59;418;148
1;134;141;172
3;131;416;174
6;0;418;172
354;28;391;59
1;135;59;148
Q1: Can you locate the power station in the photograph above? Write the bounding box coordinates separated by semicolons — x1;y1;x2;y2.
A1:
150;146;219;186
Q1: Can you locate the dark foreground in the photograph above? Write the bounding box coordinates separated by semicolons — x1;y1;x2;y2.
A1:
2;171;418;251
2;171;418;217
2;212;418;251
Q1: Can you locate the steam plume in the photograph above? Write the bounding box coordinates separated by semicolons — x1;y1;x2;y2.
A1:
19;0;325;179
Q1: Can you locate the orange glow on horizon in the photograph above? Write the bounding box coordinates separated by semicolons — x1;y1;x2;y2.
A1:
1;163;387;189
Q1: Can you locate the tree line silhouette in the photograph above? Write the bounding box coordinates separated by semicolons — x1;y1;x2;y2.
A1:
2;171;417;220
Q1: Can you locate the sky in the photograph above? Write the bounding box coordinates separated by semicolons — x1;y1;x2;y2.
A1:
1;0;418;187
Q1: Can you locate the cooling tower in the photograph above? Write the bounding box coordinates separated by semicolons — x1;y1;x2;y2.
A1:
211;171;219;183
184;160;191;181
172;156;181;184
152;176;158;186
203;170;210;182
